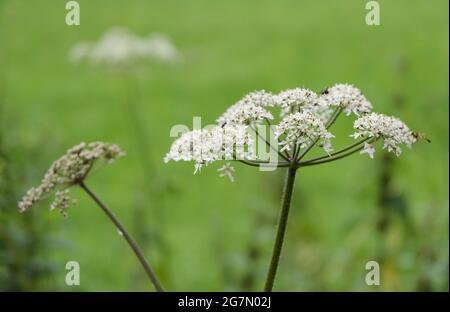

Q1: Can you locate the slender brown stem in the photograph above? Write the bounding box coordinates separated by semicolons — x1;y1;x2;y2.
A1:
264;166;297;291
79;181;165;292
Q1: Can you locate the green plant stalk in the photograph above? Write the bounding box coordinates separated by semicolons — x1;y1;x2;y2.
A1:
79;181;164;292
264;166;297;291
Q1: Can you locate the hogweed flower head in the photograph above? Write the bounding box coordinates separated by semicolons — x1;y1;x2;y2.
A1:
165;83;421;179
164;125;255;173
277;88;323;116
242;90;278;108
319;83;373;116
275;112;334;153
352;113;416;156
217;91;275;126
18;142;125;216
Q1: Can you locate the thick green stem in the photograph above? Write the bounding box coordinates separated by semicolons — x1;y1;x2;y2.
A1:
79;181;165;292
264;166;297;291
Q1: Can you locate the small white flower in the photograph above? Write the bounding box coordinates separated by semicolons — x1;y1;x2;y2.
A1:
352;113;416;156
360;142;376;159
275;112;334;153
218;162;235;182
319;83;372;116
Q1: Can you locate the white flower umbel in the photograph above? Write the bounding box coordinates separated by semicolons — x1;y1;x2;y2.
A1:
352;113;417;156
277;88;314;113
319;83;372;116
18;141;164;292
18;142;124;215
164;125;255;173
275;112;334;154
165;84;422;292
217;92;274;126
242;90;278;107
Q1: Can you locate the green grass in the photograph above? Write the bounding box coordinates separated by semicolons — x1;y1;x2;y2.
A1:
1;0;448;291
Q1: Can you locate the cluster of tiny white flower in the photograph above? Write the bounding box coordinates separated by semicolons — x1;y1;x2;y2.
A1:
277;88;316;114
352;113;417;156
164;125;255;174
319;83;373;116
165;83;417;180
18;142;125;215
69;27;181;67
275;87;334;122
50;190;73;217
275;111;334;153
217;91;275;126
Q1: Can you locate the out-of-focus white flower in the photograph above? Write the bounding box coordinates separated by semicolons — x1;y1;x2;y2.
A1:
135;33;181;62
218;163;235;182
360;142;376;159
319;83;372;116
18;142;125;215
69;27;181;67
275;112;334;153
164;125;255;173
352;113;416;156
69;42;92;63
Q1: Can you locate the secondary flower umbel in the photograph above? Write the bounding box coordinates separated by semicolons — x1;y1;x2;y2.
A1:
18;142;124;216
352;112;416;156
17;141;164;291
165;83;419;181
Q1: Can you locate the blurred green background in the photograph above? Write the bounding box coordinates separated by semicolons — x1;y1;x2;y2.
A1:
0;0;448;291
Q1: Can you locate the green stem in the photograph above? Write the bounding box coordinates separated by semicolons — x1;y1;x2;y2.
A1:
299;144;366;167
264;166;297;291
301;137;372;164
237;160;290;168
325;107;342;129
79;181;165;292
